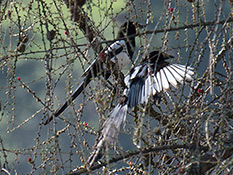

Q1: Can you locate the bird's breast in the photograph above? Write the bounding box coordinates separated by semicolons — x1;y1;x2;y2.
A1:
111;51;130;69
106;40;131;69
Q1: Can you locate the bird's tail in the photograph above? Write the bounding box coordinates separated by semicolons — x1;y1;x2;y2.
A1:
43;75;92;125
86;103;128;167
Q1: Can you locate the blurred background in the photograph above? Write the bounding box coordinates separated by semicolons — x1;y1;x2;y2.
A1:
0;0;232;174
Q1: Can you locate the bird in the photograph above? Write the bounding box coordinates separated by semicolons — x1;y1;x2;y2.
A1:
86;95;128;167
87;50;194;167
103;51;194;124
124;50;194;108
44;21;137;125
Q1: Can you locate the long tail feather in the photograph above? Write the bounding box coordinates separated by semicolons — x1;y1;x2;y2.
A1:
44;75;92;125
87;103;128;167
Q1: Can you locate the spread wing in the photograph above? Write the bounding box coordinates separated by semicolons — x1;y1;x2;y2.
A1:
125;62;194;108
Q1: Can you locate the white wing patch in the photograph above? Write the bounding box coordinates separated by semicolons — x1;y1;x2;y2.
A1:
106;40;130;69
172;64;194;80
160;69;170;90
162;67;178;88
169;65;191;81
156;71;163;92
166;65;184;83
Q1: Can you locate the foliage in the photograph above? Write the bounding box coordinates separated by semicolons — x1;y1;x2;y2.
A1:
0;0;232;174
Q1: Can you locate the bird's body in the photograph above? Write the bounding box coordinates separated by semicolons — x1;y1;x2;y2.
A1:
107;40;131;69
88;50;195;167
44;21;137;125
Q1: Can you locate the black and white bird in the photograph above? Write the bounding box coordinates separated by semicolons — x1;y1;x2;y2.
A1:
125;51;194;108
87;51;194;167
44;21;137;125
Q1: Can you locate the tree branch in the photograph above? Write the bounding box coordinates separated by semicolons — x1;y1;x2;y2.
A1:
187;134;233;174
143;16;233;36
69;143;193;175
1;17;232;62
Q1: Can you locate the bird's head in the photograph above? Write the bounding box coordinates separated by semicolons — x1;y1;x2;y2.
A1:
117;21;137;39
117;21;138;58
146;50;174;63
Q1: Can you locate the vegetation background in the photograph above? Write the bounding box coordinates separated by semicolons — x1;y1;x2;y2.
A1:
0;0;232;174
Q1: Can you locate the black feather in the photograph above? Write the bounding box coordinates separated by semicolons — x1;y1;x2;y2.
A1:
127;77;144;108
